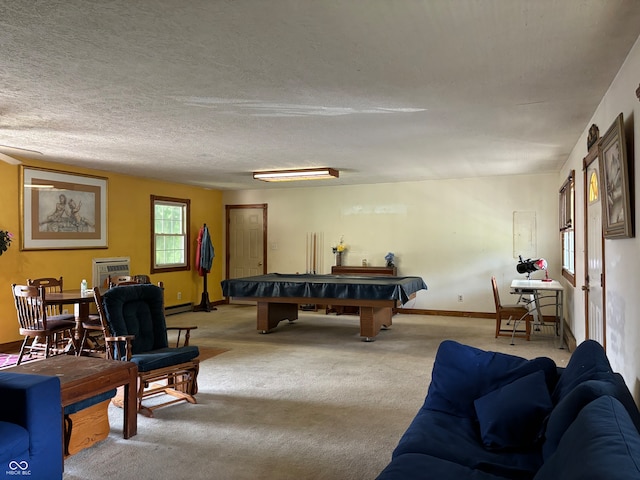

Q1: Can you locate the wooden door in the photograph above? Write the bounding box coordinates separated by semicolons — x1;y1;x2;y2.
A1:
584;145;606;348
226;204;267;280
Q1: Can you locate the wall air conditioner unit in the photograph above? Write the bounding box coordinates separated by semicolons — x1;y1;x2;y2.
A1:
92;256;130;292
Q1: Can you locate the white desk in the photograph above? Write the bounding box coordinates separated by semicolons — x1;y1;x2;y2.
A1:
510;279;564;349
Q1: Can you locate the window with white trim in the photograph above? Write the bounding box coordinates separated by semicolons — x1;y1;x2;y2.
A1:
559;171;575;285
151;195;190;273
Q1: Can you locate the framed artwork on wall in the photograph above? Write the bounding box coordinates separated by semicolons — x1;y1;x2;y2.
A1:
599;113;633;239
20;166;108;250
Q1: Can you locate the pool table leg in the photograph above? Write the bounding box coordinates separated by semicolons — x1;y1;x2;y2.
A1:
257;302;299;333
359;306;393;341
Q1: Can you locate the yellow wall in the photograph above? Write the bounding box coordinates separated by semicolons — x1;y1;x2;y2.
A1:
0;158;223;345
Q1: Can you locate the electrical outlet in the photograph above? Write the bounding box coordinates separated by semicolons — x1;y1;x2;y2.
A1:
177;292;182;300
457;295;463;302
63;309;69;314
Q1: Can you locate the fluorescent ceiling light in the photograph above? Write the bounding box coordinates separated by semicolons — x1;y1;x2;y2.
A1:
253;168;339;182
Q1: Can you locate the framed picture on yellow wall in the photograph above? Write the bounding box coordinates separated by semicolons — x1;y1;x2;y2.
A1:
20;166;108;250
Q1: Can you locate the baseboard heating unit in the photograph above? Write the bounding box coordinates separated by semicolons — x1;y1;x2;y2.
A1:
165;303;194;315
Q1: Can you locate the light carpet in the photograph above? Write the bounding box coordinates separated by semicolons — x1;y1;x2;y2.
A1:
63;305;571;480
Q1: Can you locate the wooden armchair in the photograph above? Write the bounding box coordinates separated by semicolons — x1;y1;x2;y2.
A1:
92;284;199;417
11;284;76;364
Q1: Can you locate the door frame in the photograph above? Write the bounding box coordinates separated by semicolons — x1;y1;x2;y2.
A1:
224;203;268;281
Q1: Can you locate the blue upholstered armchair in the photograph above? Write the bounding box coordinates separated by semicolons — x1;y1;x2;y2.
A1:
93;283;200;417
0;372;63;480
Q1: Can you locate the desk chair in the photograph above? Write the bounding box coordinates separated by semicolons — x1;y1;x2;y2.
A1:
93;283;199;417
11;284;77;364
491;276;532;344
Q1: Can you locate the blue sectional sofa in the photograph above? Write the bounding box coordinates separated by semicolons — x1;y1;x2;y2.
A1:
377;340;640;479
0;372;63;480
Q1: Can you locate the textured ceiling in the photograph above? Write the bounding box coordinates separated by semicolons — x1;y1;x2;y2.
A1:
1;1;640;190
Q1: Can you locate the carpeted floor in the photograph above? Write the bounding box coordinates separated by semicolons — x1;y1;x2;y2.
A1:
59;305;570;480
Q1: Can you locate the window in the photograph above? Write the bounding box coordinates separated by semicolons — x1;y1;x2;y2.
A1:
559;171;575;285
151;195;190;273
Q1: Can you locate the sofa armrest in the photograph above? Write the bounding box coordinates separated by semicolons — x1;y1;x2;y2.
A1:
0;372;63;478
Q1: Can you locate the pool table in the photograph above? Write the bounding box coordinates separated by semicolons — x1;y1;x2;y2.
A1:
221;273;427;341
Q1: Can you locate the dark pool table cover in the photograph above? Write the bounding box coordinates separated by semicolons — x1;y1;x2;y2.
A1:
221;273;427;305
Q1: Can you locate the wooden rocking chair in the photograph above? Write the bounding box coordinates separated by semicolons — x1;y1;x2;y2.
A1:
93;284;199;417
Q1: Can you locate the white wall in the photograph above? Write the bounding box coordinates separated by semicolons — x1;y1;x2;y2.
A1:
224;34;640;401
223;173;559;314
559;34;640;398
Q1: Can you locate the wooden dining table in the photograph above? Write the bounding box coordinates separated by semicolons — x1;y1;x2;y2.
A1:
46;289;96;354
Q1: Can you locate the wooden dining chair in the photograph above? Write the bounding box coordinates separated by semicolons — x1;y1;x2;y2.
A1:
108;275;136;287
491;276;533;344
27;277;105;356
27;277;67;316
133;274;151;284
26;277;75;350
11;284;77;364
79;315;107;356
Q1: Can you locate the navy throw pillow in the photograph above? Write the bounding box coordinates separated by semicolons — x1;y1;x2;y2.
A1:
423;340;557;418
475;370;553;450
